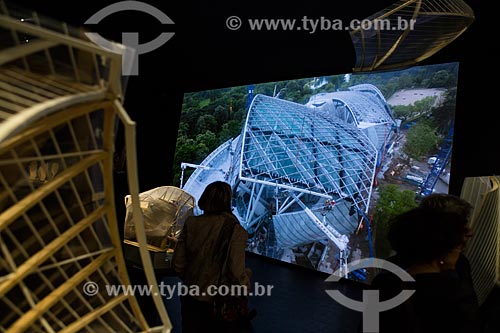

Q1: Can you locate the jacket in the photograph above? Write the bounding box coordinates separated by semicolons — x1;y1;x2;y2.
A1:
172;211;250;302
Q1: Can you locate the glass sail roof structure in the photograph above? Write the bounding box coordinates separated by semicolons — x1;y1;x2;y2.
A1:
240;94;378;201
306;85;396;152
181;84;396;273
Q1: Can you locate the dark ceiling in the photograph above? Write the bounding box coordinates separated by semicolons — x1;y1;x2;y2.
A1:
8;1;492;197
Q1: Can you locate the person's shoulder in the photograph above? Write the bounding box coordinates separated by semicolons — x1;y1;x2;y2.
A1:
371;269;411;301
184;214;201;225
223;212;247;236
221;211;240;226
372;270;402;287
234;223;247;234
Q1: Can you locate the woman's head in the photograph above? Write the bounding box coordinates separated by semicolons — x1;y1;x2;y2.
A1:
198;181;233;213
419;193;472;221
419;193;474;246
388;207;469;265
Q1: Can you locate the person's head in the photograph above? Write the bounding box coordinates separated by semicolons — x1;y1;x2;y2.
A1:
198;181;233;214
388;207;469;266
419;193;474;244
419;193;472;220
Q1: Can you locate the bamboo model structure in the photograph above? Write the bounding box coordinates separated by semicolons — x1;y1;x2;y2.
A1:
350;0;475;72
123;186;195;268
461;176;500;306
0;2;173;332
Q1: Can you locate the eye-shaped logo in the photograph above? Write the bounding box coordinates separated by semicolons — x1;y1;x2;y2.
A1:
325;258;415;332
85;1;174;76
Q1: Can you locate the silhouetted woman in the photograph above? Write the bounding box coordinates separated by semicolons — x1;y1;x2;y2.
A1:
372;206;482;333
172;181;251;332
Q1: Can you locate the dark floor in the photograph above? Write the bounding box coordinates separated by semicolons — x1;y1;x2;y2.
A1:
481;285;500;333
129;252;500;333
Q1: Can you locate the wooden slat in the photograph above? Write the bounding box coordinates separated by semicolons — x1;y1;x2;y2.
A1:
56;295;127;333
0;101;110;153
0;81;47;102
1;265;68;326
8;68;92;94
0;108;14;120
0;152;107;231
0;15;120;60
0;72;58;99
0;40;58;66
0;98;23;112
1;68;73;96
113;100;172;330
0;204;108;299
0;90;37;108
6;251;114;333
100;105;148;330
4;223;55;266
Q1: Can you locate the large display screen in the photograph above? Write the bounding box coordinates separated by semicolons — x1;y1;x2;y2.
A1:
174;62;459;278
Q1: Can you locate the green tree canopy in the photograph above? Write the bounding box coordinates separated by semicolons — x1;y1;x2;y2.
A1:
374;184;418;259
427;69;457;88
195;114;218;134
429;88;456;135
403;122;438;159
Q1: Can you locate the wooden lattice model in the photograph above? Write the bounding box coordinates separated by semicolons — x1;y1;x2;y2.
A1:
123;186;195;270
0;2;173;332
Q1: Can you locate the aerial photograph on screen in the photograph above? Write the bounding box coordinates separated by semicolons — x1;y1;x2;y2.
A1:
173;62;459;280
